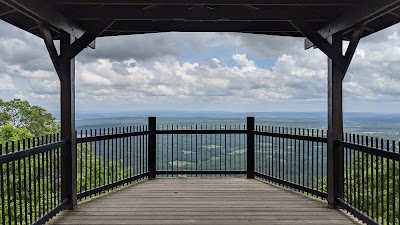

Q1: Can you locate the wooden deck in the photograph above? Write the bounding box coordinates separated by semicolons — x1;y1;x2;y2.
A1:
48;178;358;225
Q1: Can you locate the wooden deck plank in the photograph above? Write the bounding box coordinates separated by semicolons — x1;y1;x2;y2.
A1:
48;178;358;225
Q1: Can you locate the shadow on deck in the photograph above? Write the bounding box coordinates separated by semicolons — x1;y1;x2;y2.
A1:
48;178;358;225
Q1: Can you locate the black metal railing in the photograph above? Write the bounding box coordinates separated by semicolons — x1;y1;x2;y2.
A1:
254;126;328;198
76;125;149;199
338;134;400;225
1;117;399;225
155;123;247;176
0;135;66;225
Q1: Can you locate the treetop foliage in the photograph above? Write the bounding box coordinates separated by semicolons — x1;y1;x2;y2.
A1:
0;99;59;143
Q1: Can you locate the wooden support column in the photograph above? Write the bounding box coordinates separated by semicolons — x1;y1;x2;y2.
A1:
60;32;77;210
148;117;157;179
327;33;344;208
38;20;110;210
247;117;255;179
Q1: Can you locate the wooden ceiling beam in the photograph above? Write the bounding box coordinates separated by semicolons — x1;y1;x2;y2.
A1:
0;0;85;37
69;5;334;21
0;0;96;48
305;0;400;49
56;0;360;6
106;21;299;32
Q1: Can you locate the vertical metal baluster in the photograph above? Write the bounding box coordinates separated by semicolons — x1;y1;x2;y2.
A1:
352;134;356;207
185;125;188;173
302;129;305;189
239;125;242;172
225;125;227;176
166;125;169;175
144;125;146;176
200;125;203;173
23;139;28;224
89;129;93;192
356;135;360;209
0;144;5;225
205;125;208;174
79;130;83;194
161;125;164;173
85;130;89;193
311;129;314;191
316;130;319;193
94;129;98;189
234;125;237;172
11;141;17;223
28;138;33;223
190;125;193;173
122;128;125;181
107;128;110;185
391;140;395;225
111;128;115;185
176;125;179;173
380;138;384;224
49;136;53;211
271;126;274;178
140;126;146;177
290;128;293;184
368;137;374;219
117;127;120;183
196;125;198;176
278;127;281;180
17;140;22;224
33;138;38;220
230;125;232;173
220;125;223;176
321;130;324;193
172;125;174;176
307;129;310;189
130;126;133;178
296;128;299;185
45;135;49;213
375;137;379;222
398;141;400;225
6;142;11;225
386;140;389;225
215;125;217;174
357;135;368;213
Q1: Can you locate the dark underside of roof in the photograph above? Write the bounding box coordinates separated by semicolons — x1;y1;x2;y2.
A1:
0;0;400;41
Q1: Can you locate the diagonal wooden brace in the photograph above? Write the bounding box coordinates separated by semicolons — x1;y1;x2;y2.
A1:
341;24;365;79
38;20;114;80
291;20;364;78
60;19;114;61
38;22;61;78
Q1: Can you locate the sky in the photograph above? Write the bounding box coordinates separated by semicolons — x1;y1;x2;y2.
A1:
0;20;399;117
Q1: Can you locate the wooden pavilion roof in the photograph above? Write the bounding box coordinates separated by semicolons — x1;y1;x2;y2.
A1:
0;0;399;44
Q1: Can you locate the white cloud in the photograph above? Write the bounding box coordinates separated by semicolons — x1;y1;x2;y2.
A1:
0;75;16;91
0;19;399;113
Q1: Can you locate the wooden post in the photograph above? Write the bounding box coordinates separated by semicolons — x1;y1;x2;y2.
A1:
327;33;344;208
60;32;77;210
247;117;255;179
148;117;157;179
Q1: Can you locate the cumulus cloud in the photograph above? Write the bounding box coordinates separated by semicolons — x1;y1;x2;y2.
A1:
0;75;16;91
0;18;399;113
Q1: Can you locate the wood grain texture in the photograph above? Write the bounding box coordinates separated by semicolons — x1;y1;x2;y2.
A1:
48;178;359;225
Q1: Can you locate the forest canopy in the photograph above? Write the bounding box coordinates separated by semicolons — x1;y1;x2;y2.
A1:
0;98;59;144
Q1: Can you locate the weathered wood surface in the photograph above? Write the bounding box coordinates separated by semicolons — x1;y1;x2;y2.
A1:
48;178;358;225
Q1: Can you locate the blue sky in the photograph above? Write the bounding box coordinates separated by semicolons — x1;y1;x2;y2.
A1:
0;20;399;116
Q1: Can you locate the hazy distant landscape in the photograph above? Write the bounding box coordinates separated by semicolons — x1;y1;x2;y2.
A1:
75;112;400;141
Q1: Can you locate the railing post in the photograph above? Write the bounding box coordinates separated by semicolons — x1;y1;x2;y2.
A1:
148;117;157;179
327;33;344;208
247;117;255;179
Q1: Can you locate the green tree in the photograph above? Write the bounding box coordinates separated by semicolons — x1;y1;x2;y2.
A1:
318;155;400;225
0;124;33;145
0;99;59;136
